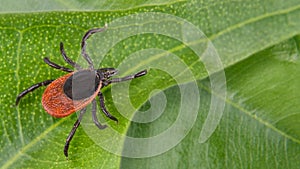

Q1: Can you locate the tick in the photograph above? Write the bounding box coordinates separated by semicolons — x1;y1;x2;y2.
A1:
15;25;147;158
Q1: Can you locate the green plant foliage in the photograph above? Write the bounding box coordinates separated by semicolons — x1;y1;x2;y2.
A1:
0;0;300;169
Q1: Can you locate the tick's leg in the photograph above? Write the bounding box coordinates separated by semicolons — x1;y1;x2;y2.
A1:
60;42;82;70
92;99;107;129
81;24;107;69
98;92;118;123
43;57;73;72
64;107;86;158
16;80;54;105
104;69;147;86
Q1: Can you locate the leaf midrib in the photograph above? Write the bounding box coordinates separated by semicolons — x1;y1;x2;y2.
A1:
1;118;67;169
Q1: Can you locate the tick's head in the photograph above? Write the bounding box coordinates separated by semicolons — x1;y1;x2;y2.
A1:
97;68;118;79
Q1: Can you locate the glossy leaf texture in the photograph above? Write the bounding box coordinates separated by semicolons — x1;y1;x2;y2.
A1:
0;0;300;169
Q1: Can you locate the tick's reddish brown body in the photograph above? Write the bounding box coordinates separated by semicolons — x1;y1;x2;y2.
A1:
41;72;102;118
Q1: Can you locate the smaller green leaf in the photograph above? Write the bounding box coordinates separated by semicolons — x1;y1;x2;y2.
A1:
121;36;300;169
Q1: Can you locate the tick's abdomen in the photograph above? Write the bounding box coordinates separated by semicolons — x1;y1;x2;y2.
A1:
42;70;102;118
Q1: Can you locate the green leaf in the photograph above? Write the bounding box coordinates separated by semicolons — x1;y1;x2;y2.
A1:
1;0;300;169
0;0;180;12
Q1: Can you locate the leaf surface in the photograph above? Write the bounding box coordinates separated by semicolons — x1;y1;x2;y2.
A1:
0;0;300;168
